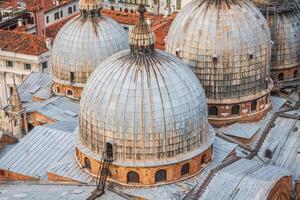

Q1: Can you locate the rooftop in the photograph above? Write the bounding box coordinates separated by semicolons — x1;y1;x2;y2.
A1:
0;30;49;55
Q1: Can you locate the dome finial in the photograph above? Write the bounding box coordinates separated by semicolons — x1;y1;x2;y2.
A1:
79;0;102;17
129;3;155;54
137;3;146;19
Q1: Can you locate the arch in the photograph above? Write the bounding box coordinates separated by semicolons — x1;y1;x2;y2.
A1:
231;105;240;115
294;70;298;78
84;157;91;170
66;89;73;96
155;169;167;183
181;163;190;176
208;106;218;116
127;171;139;183
278;73;284;81
251;100;257;112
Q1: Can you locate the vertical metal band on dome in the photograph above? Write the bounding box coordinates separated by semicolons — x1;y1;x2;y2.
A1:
79;0;102;17
129;4;155;54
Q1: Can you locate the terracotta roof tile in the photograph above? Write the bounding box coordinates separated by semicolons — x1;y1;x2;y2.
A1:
0;30;49;55
45;9;177;50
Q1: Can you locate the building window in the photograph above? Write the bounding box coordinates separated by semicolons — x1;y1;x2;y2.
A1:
231;105;240;115
123;26;129;31
60;10;63;18
127;171;139;183
46;16;49;23
294;70;298;78
181;163;189;176
42;61;48;71
70;72;75;82
54;12;60;20
6;61;13;67
278;73;284;81
155;169;167;183
24;63;31;70
84;157;91;170
251;100;257;112
0;170;4;176
68;7;73;14
166;0;171;7
66;89;73;96
176;0;181;10
208;106;218;116
73;5;76;12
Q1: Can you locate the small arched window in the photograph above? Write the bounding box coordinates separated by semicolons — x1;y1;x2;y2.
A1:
181;163;190;176
208;106;218;116
251;100;257;112
294;70;298;78
278;73;284;81
56;86;60;94
84;157;91;170
66;89;73;96
127;171;139;183
155;169;167;183
231;105;240;115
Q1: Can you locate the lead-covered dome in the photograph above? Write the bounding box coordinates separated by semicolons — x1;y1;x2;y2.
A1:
51;0;129;99
79;5;214;164
166;0;272;102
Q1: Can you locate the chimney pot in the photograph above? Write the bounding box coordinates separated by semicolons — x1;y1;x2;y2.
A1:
46;38;52;50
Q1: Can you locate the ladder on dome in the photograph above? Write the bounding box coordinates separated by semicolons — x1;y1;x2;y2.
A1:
87;148;113;200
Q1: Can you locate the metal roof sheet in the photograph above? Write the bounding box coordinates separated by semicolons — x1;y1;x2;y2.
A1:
0;126;75;180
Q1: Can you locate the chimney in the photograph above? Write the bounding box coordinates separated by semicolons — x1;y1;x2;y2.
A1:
17;18;23;26
39;0;46;9
171;5;175;13
146;18;151;26
46;38;52;50
55;0;60;6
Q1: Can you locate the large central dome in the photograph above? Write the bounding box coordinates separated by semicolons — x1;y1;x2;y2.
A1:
77;4;214;186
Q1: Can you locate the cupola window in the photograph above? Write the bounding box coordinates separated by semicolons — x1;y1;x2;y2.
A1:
66;89;73;96
70;72;75;82
127;171;139;183
84;157;91;170
181;163;190;176
294;70;298;78
231;105;240;115
155;169;167;183
251;100;257;112
208;106;218;116
278;73;284;81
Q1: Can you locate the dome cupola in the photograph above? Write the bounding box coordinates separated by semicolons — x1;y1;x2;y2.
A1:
51;0;129;100
76;4;215;186
166;0;274;126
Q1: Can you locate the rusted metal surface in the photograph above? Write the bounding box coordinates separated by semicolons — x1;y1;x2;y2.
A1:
51;1;129;86
166;0;272;103
79;5;214;162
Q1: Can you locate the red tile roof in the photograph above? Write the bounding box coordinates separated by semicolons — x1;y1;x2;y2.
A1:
45;9;177;50
7;0;74;12
0;30;49;55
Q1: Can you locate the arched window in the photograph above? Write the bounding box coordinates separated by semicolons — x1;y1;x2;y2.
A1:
231;105;240;115
278;73;284;81
106;142;113;160
84;157;91;170
294;70;298;78
155;169;167;183
56;86;60;94
66;89;73;96
127;171;139;183
251;100;257;112
208;106;218;116
181;163;189;176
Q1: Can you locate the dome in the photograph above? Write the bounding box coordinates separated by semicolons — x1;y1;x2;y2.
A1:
51;0;129;89
166;0;272;102
79;4;213;164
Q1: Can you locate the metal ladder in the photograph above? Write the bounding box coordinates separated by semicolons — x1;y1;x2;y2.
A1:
87;150;113;200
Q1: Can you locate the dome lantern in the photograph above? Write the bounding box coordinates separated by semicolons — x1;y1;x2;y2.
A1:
129;3;155;54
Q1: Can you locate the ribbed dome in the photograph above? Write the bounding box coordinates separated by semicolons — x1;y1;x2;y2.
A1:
79;5;213;163
166;0;272;102
52;1;129;86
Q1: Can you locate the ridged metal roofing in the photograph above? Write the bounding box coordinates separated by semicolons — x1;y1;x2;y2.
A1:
0;125;75;180
166;0;272;102
51;8;129;86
